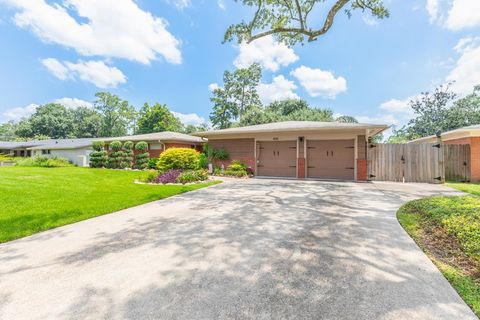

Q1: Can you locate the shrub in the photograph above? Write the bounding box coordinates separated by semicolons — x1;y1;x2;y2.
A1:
224;169;248;177
157;148;200;172
205;144;229;162
154;169;182;184
198;153;208;169
134;141;150;170
176;169;209;184
89;141;107;168
148;158;158;169
106;141;123;169
139;169;160;183
16;156;74;167
121;141;134;169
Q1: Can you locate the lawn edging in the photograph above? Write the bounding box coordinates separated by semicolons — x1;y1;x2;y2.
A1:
397;196;480;317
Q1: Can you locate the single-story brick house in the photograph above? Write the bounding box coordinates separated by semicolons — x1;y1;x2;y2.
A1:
410;124;480;182
1;132;204;166
196;121;388;181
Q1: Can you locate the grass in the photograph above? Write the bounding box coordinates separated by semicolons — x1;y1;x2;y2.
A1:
448;182;480;197
0;167;220;243
397;187;480;317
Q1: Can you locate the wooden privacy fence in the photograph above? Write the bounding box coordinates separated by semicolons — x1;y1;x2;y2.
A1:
368;143;470;183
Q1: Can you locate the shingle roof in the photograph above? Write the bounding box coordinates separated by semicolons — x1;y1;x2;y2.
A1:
409;124;480;143
195;121;389;137
27;138;95;150
0;140;56;149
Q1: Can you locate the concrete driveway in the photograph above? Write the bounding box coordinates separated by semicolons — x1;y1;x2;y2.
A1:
0;179;477;320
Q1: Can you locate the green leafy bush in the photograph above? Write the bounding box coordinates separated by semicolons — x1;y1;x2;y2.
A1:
157;148;200;172
224;160;248;177
16;156;74;167
205;144;229;161
198;153;208;169
134;141;150;170
139;169;160;183
89;141;107;168
121;141;134;169
148;157;158;169
106;141;124;169
176;169;209;184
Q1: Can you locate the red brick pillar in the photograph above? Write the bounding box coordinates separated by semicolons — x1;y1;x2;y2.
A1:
298;158;305;179
471;137;480;182
357;159;367;181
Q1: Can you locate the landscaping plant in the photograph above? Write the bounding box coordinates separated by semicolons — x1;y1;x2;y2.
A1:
16;156;74;167
224;160;248;177
89;141;107;168
121;141;134;169
107;140;123;169
154;169;182;184
157;148;200;172
148;157;159;169
135;141;150;170
177;169;209;184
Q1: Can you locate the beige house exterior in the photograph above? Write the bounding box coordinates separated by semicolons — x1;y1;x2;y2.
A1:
196;121;388;181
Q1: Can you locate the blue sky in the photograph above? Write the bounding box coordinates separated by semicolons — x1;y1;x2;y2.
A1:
0;0;479;130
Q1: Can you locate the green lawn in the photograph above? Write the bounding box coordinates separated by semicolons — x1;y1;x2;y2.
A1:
397;184;480;317
0;167;219;243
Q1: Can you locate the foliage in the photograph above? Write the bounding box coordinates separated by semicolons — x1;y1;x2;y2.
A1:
136;103;183;134
15;103;74;139
89;141;107;168
72;106;103;138
134;141;150;170
397;194;480;316
106;140;123;169
157;148;200;172
224;160;248;177
335;115;358;123
183;123;209;134
94;92;135;137
448;183;480;197
198;153;208;169
224;0;389;45
389;83;480;141
205;144;230;161
15;156;74;167
148;158;159;169
154;169;182;184
210;64;262;128
239;99;334;126
0;154;22;162
0;167;219;243
139;169;160;183
121;141;134;169
0;121;18;141
176;169;209;184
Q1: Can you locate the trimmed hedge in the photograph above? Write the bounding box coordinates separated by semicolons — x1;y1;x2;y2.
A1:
157;148;200;172
135;141;150;170
89;141;107;168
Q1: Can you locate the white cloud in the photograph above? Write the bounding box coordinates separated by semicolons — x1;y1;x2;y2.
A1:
42;58;127;88
362;16;378;26
41;58;70;80
2;103;38;121
4;0;182;64
234;35;299;72
379;97;414;115
165;0;191;9
355;114;399;125
426;0;440;23
208;83;220;91
257;75;299;105
217;0;226;10
290;66;347;99
445;0;480;30
171;111;205;125
54;97;93;109
447;39;480;95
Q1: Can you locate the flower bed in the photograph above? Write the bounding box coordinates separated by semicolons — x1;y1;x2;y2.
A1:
139;169;210;185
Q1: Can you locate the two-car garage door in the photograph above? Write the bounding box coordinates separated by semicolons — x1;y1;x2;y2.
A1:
257;139;355;180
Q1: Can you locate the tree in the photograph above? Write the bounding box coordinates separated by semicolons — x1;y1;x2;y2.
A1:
210;64;262;129
335;115;358;123
15;103;74;139
94;92;135;137
72;107;102;138
0;121;18;141
224;0;389;45
239;99;334;126
136;103;183;134
183;123;210;134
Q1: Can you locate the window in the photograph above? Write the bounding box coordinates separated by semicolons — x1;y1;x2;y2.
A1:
42;150;51;155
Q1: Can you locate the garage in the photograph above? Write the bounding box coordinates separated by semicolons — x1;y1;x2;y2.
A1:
307;139;355;180
257;141;297;177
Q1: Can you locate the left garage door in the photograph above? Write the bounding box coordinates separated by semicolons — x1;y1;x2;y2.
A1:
257;141;297;177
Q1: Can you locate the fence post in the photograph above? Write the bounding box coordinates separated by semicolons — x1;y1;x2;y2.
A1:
436;135;445;184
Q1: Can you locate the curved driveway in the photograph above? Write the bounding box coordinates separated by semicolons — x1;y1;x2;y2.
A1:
0;179;477;319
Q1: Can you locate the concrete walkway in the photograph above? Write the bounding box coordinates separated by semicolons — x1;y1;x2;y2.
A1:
0;179;477;320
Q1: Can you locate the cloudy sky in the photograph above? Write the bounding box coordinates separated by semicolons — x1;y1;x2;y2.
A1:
0;0;479;128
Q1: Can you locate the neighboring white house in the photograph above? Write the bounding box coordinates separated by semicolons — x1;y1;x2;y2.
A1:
28;138;94;167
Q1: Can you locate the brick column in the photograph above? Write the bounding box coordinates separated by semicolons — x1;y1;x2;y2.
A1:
357;159;368;181
298;158;305;178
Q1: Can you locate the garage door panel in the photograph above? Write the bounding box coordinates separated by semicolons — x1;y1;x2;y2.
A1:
258;141;296;177
307;140;354;180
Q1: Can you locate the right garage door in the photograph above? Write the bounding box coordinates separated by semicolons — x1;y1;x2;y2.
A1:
307;140;355;180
